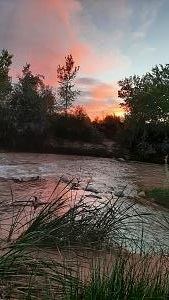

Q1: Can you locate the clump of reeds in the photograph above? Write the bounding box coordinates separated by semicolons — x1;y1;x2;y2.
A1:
0;179;168;299
66;250;169;300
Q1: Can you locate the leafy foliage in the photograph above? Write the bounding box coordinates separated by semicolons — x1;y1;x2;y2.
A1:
57;54;80;112
0;49;13;142
10;63;56;139
93;114;122;140
118;65;169;123
118;64;169;151
0;49;12;101
50;106;98;142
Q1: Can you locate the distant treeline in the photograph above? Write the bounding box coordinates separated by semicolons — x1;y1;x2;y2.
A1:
0;49;169;162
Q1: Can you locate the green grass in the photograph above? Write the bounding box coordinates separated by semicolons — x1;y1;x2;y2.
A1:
0;180;168;299
0;247;169;299
145;187;169;208
70;253;169;300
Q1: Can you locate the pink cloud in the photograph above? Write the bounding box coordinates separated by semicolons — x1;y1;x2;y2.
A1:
91;83;117;101
0;0;127;118
0;0;129;84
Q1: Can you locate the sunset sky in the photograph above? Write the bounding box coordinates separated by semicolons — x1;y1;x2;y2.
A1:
0;0;168;119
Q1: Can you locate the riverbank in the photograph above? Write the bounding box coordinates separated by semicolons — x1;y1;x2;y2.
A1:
2;138;123;159
2;137;166;164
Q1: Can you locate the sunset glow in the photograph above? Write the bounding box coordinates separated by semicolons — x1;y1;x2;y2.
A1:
0;0;168;118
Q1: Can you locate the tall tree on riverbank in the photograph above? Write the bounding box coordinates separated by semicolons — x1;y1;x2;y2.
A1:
10;63;56;138
57;54;80;113
118;64;169;123
118;64;169;146
0;49;12;102
0;49;13;141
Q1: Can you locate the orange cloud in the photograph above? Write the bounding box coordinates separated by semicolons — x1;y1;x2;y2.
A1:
91;83;117;101
78;80;124;120
85;103;124;120
0;0;127;118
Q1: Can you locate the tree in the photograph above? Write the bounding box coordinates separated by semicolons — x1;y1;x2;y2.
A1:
0;49;13;102
70;105;90;122
118;64;169;147
118;64;169;124
0;49;13;141
10;63;56;138
57;54;80;112
101;114;122;139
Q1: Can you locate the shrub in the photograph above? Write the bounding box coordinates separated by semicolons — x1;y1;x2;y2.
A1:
50;107;100;142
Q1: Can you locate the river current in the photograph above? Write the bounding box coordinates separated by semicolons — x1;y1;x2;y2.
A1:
0;152;169;253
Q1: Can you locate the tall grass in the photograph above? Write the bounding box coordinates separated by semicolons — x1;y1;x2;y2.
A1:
0;179;168;299
7;179;149;251
67;251;169;300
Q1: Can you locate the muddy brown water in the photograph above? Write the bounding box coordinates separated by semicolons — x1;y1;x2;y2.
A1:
0;152;169;253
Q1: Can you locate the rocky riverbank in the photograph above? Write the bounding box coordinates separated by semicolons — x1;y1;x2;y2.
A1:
44;138;167;164
1;136;166;164
43;138;122;158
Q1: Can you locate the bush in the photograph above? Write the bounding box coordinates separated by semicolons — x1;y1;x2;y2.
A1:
93;114;123;140
50;107;100;142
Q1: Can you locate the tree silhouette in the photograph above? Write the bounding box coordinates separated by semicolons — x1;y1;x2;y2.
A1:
118;64;169;147
0;49;13;141
57;54;80;113
10;63;55;137
0;49;12;103
118;64;169;124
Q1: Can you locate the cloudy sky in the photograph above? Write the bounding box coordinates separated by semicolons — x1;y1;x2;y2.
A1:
0;0;168;118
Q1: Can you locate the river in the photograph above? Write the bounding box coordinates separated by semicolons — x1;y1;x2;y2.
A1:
0;152;168;253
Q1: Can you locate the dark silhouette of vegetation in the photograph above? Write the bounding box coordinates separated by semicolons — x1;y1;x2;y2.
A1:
119;65;169;124
93;114;123;140
10;64;55;136
7;63;56;149
0;50;105;151
50;106;99;142
1;48;169;162
118;64;169;162
57;54;80;113
0;49;13;143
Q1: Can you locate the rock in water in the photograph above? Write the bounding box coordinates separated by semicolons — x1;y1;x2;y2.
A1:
137;191;146;198
117;158;126;162
114;190;124;197
11;176;40;183
85;186;99;194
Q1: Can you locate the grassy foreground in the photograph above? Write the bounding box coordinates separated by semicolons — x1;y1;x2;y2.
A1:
0;180;168;299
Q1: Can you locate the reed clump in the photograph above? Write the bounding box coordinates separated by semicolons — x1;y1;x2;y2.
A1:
0;180;168;299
